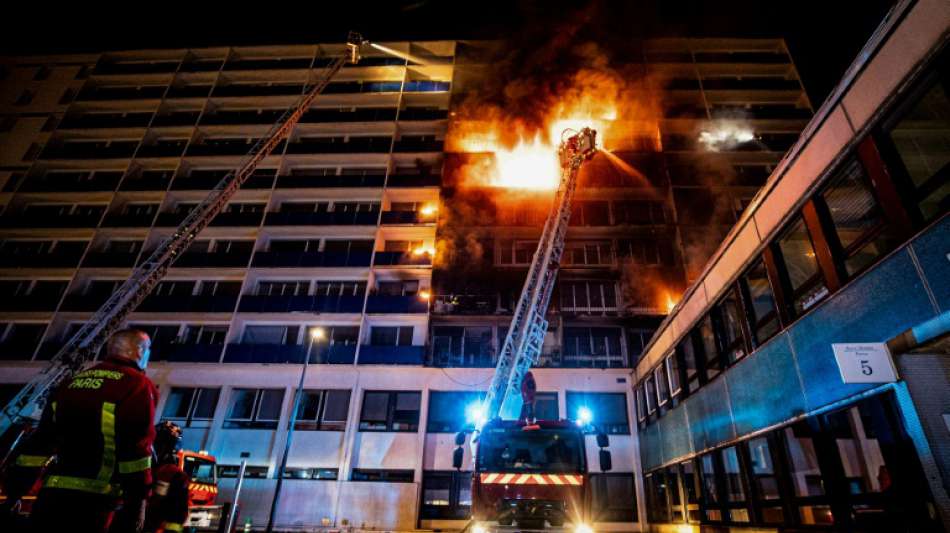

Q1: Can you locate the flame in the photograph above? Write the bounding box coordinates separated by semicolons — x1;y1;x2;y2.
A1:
418;289;431;301
665;293;677;314
419;204;438;217
413;246;436;256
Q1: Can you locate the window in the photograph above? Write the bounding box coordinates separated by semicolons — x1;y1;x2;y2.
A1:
699;454;722;522
217;465;268;478
775;217;829;315
351;469;414;482
314;280;365;297
819;158;899;277
566;392;629;434
746;436;784;523
562;327;624;367
712;287;749;365
15;90;34;106
369;326;413;346
282;468;338;480
667;464;684;523
292;389;350;430
678;335;701;394
681;460;701;522
358;391;420;432
182;325;227;345
781;420;833;525
242;325;298;345
882;70;950;222
560;281;618;313
570;201;609;226
153;280;196;296
224;388;284;429
161;387;220;427
654;364;669;407
720;446;750;522
561;241;613;266
420;471;472;519
665;352;681;398
534;391;559;421
34;66;51;80
645;471;671;523
590;474;637;522
427;391;484;433
257;280;309;296
613;200;666;224
698;316;721;381
738;258;780;344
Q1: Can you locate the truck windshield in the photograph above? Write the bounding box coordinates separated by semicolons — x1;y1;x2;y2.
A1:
183;455;216;485
477;428;583;473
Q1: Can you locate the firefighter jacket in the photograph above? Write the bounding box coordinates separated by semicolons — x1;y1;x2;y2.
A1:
9;356;157;503
145;462;190;533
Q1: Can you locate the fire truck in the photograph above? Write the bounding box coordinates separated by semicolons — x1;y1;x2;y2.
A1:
179;450;222;529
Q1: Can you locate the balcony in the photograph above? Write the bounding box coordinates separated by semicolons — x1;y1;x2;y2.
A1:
222;343;356;364
101;212;157;227
237;294;364;313
373;252;432;267
358;345;425;365
251;251;372;268
120;172;172;191
212;84;303;97
93;61;178;75
169;252;252;268
0;294;63;312
165;86;212;98
300;108;397;123
285;137;391;154
392;139;444;153
263;211;378;226
185;140;275;157
428;349;497;368
399;108;448;121
136;142;187;158
60;293;109;311
179;61;223;73
431;294;499;315
76;86;166;101
0;252;85;269
19;172;122;193
200;110;284;125
364;295;428;313
403;81;450;92
0;342;39;361
151;343;224;363
81;252;139;268
40;142;139;160
151;111;200;126
154;211;264;227
137;294;239;313
0;212;104;229
58;113;152;129
386;174;440;187
323;81;402;94
380;211;431;225
275;174;385;189
223;58;311;71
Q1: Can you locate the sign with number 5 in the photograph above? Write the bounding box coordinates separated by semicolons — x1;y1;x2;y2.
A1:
832;343;899;384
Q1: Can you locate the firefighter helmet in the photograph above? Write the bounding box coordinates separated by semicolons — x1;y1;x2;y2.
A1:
154;420;183;461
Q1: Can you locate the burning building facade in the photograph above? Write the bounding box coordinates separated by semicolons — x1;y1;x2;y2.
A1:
0;36;812;529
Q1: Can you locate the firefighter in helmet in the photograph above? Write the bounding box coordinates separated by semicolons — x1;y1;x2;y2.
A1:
4;329;157;533
144;421;190;533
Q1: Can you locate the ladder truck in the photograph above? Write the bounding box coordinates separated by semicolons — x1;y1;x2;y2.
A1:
452;128;614;532
0;32;366;449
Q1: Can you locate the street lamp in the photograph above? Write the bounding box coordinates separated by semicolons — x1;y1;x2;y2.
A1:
266;327;325;533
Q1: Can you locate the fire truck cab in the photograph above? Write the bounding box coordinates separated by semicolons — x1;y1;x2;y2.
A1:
456;418;612;532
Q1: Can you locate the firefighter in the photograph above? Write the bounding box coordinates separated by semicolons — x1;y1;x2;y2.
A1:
519;371;537;424
145;421;189;533
4;329;157;533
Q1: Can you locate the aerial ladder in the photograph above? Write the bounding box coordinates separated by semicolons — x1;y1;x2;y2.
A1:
482;127;599;421
0;32;367;443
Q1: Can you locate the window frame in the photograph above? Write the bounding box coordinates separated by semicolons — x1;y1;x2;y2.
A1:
223;388;285;429
358;390;421;432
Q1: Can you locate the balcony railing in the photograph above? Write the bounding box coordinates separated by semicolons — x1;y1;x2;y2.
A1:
0;252;85;269
212;84;303;97
151;343;224;363
364;295;428;313
76;86;166;101
60;293;110;311
119;172;172;191
285;138;392;154
237;294;364;313
102;213;157;227
19;173;122;193
135;143;187;158
392;139;445;153
58;113;153;129
0;213;104;229
358;345;425;365
300;108;397;123
222;343;356;364
0;294;63;312
431;294;499;315
166;252;252;268
386;174;440;187
275;174;385;189
200;110;284;125
93;61;178;75
40;142;139;160
155;211;264;227
250;251;372;268
137;294;239;313
223;58;312;71
380;211;430;225
372;251;432;267
0;342;40;361
399;108;449;121
263;211;378;226
428;349;497;368
81;252;139;268
151;111;201;126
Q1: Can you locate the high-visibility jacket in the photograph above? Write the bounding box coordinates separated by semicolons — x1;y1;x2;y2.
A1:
145;462;190;533
9;356;157;503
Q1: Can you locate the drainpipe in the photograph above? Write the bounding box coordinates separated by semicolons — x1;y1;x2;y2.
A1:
887;310;950;353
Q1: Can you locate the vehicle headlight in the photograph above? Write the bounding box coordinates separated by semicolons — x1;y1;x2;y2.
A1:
574;524;594;533
472;524;488;533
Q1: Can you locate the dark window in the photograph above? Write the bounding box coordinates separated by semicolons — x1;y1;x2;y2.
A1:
217;465;268;478
351;469;414;482
712;287;749;365
882;69;950;222
590;473;637;522
420;471;472;519
678;334;701;394
775;217;829;315
15;90;34;106
682;460;701;522
223;388;284;429
738;258;780;344
534;391;559;421
292;389;350;431
369;326;413;346
427;391;483;433
562;327;624;366
282;468;338;480
746;436;785;524
720;446;750;522
358;390;420;432
699;453;723;522
781;420;833;525
566;392;629;434
698;315;721;381
161;387;220;427
820;158;900;277
645;470;671;523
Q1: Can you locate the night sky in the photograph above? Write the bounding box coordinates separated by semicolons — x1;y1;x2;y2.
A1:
2;0;896;106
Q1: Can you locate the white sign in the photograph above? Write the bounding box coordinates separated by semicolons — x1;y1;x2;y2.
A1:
832;343;898;384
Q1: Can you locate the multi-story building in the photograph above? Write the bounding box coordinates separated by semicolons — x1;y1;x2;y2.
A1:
0;32;813;530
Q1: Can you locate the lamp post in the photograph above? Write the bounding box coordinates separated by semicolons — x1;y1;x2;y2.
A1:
265;327;325;533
